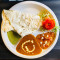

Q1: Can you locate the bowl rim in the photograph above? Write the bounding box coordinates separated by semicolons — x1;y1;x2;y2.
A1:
1;1;59;59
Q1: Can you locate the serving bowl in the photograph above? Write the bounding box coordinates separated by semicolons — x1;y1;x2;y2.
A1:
1;1;59;59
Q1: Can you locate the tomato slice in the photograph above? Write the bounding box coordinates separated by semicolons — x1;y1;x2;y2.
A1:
42;18;55;30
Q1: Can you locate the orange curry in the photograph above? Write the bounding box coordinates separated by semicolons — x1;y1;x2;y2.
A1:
16;34;42;55
36;32;56;49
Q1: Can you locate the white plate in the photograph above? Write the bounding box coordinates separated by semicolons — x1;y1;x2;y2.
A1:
1;1;59;59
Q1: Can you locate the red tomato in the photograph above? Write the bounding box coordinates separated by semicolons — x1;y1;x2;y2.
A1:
42;18;55;30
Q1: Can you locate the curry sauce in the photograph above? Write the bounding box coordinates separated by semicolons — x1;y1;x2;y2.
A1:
16;34;42;55
36;32;56;49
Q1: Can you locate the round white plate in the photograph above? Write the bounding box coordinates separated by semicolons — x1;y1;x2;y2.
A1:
1;1;59;59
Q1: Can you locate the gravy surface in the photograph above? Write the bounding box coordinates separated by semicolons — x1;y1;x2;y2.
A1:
36;32;56;49
16;34;42;55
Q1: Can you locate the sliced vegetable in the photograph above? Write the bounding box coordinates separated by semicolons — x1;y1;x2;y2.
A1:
39;10;53;21
42;18;55;30
52;22;60;32
7;31;21;45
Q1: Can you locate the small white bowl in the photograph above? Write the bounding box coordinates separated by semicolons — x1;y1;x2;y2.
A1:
1;1;59;59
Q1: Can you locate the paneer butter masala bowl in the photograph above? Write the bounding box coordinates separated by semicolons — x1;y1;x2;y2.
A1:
1;1;59;59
